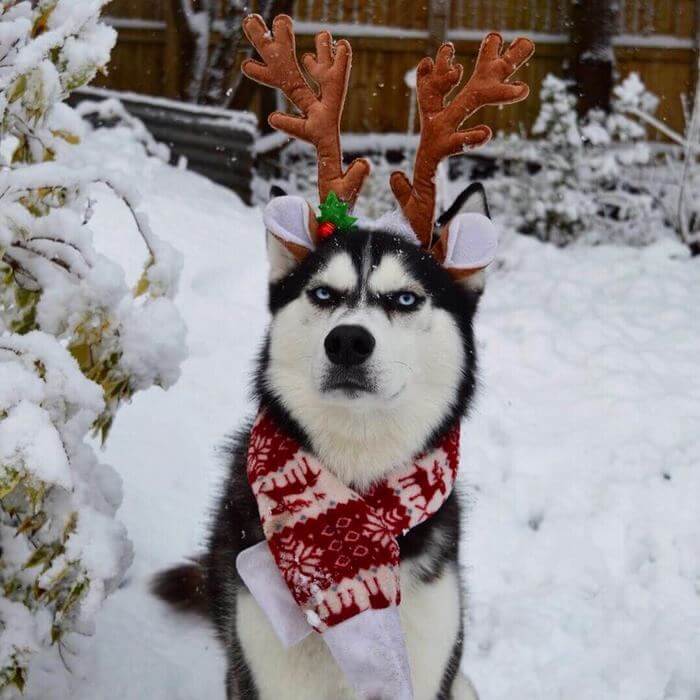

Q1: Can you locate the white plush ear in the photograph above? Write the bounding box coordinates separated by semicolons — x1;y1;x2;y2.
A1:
439;212;499;291
263;195;318;280
263;195;317;250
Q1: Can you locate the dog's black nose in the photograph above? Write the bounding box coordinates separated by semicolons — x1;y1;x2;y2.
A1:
324;325;375;366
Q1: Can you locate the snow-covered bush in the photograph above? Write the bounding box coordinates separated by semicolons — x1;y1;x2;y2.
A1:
523;74;597;242
615;71;700;255
505;73;663;246
0;2;186;694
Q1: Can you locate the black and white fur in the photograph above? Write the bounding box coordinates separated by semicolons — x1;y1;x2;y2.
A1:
154;185;491;699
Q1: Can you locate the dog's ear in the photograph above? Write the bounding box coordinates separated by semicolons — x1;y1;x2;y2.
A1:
263;195;318;281
434;183;497;292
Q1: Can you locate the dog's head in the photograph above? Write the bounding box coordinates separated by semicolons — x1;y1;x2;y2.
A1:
243;14;533;484
256;186;495;485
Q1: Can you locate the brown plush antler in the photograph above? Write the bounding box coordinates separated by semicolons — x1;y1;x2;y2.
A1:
242;14;370;207
392;34;535;246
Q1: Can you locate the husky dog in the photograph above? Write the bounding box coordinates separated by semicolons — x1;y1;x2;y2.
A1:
154;185;489;700
154;13;534;700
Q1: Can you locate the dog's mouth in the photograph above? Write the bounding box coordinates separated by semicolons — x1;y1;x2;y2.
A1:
321;369;375;397
325;380;370;396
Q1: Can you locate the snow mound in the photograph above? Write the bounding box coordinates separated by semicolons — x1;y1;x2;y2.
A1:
462;233;700;699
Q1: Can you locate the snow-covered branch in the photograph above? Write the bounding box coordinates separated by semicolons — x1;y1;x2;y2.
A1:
0;2;186;694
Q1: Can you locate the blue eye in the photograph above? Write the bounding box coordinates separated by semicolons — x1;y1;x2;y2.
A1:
382;290;423;313
309;286;337;305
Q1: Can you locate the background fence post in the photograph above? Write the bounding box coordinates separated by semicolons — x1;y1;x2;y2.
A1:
571;0;619;114
163;0;195;100
428;0;450;53
694;0;700;107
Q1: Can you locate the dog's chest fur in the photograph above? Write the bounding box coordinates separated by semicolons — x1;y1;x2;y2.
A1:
237;559;463;699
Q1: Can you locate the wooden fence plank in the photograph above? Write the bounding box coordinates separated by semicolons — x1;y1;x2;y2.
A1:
98;0;696;136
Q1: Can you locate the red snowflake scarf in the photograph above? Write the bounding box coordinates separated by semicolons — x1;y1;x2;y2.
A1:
246;410;460;631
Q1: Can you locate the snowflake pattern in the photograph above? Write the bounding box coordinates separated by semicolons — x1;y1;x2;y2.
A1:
275;537;324;595
363;510;398;550
247;412;299;482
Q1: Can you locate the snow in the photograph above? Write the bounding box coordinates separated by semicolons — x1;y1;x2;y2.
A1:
259;20;430;40
0;400;72;489
461;232;700;699
0;329;132;699
613;34;694;50
614;72;659;115
447;28;569;45
4;2;116;83
119;297;187;388
75;97;171;162
404;68;417;90
102;16;166;31
42;120;700;699
497;71;670;247
74;86;259;133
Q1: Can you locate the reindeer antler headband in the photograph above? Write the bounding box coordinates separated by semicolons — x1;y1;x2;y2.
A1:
242;14;535;278
242;14;370;206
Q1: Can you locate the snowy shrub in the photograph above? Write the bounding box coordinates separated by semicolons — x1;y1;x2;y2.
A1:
505;72;663;246
0;2;186;694
525;74;597;242
615;71;700;255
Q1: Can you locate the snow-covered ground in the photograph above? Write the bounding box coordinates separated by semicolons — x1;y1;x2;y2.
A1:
462;235;700;699
67;126;699;699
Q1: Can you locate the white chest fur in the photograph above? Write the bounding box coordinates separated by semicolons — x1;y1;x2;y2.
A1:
236;561;469;700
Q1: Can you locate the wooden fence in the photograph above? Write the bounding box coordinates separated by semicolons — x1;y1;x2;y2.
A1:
99;0;699;137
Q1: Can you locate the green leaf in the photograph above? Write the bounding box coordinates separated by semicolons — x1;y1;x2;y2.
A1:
0;469;23;499
317;192;357;232
8;75;27;103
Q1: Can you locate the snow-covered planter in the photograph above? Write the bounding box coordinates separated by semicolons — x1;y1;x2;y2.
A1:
0;1;186;694
72;87;258;202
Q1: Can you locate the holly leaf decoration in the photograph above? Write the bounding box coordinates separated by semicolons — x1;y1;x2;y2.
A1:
317;192;357;232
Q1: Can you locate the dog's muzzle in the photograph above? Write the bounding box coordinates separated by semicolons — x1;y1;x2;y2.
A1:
322;324;376;395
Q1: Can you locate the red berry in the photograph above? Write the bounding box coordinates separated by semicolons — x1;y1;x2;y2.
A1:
317;221;337;239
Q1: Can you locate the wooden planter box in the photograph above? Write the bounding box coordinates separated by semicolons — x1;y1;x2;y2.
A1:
71;87;258;204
